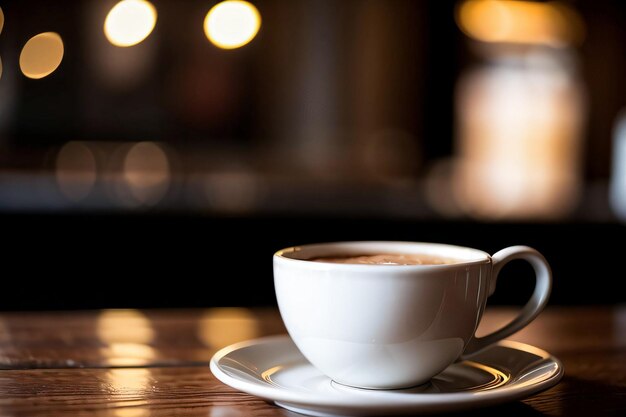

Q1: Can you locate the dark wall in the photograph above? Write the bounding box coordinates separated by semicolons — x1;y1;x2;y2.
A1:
2;213;623;310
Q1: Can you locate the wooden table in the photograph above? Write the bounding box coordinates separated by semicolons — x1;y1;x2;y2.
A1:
0;307;623;416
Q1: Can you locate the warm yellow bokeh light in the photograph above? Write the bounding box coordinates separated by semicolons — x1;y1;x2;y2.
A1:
97;309;155;344
0;7;5;35
456;0;584;46
98;310;156;367
104;0;157;47
198;308;259;348
19;32;64;79
101;343;156;367
204;1;261;49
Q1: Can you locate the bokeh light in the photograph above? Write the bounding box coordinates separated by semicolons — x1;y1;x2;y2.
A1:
204;1;261;49
0;7;4;35
198;308;259;349
123;142;171;205
97;309;155;344
454;49;585;219
98;310;156;367
104;0;157;47
19;32;64;79
102;343;156;367
55;142;98;202
456;0;584;46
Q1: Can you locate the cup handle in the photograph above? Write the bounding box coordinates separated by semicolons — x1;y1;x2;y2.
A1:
461;245;552;358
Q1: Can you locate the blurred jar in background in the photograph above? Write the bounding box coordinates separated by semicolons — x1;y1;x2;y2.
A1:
453;0;587;220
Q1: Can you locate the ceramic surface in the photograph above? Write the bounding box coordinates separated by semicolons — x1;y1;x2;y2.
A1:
210;335;563;417
274;241;552;388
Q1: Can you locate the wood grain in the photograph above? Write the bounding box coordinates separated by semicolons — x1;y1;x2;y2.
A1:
0;307;624;416
0;309;285;369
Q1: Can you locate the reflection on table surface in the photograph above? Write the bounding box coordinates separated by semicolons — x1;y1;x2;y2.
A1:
0;306;624;417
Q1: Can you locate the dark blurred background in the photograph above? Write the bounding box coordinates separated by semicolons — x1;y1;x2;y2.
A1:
0;0;625;309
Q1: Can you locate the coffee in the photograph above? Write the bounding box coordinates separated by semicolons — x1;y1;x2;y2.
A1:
311;253;458;265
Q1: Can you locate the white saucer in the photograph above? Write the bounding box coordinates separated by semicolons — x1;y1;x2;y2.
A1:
210;335;563;416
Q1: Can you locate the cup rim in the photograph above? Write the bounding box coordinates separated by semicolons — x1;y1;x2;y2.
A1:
274;241;491;269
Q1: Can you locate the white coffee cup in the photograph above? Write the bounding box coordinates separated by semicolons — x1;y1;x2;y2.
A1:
273;241;551;389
